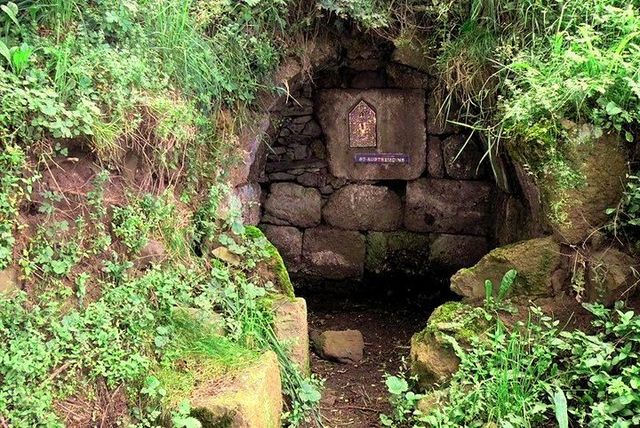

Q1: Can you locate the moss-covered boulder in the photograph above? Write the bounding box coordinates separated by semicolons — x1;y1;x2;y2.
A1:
450;236;561;299
411;302;489;388
182;350;282;428
541;132;628;244
245;226;295;298
272;296;310;374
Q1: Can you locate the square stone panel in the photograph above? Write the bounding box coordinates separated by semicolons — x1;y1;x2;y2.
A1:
317;89;426;180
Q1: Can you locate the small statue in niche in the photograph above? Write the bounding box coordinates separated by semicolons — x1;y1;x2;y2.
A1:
348;100;377;148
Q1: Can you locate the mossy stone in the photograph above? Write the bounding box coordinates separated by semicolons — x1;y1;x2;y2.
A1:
450;236;561;299
245;226;295;298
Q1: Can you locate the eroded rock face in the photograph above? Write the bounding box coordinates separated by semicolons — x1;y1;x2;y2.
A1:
450;236;562;299
303;227;366;279
323;184;403;231
234;182;262;226
189;351;282;428
587;248;638;306
546;133;628;244
426;136;445;178
138;240;167;268
311;329;364;364
263;183;321;228
260;225;302;272
405;179;493;235
0;268;19;295
273;297;310;374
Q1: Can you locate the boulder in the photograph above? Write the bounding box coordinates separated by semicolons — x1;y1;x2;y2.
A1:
323;185;403;231
405;179;493;235
587;248;638;306
450;236;561;299
259;225;302;272
411;302;488;388
0;268;19;295
273;297;310;374
429;234;489;270
138;240;167;267
427;136;445;178
188;351;283;428
263;183;321;228
244;226;295;298
229;115;270;187
303;227;366;279
365;231;431;276
544;132;628;244
441;135;487;180
311;329;364;364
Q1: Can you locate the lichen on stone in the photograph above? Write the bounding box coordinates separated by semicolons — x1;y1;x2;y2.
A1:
244;225;295;298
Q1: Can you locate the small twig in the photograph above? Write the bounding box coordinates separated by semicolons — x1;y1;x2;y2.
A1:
47;361;71;383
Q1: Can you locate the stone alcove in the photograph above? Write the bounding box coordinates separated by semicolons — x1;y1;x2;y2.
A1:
231;30;543;294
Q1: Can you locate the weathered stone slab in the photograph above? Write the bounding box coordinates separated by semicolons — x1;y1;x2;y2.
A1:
0;268;19;295
442;135;487;180
260;225;302;272
234;182;262;226
317;89;426;180
303;227;366;279
323;184;402;231
263;183;321;228
365;232;431;276
229;115;270;187
405;179;493;235
429;234;489;270
273;297;310;374
311;329;364;364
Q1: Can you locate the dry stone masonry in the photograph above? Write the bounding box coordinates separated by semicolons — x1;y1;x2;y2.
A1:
251;40;500;284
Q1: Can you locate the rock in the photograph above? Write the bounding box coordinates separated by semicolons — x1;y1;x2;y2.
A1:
427;136;445;178
450;236;562;299
302;120;322;138
269;172;296;181
311;329;364;364
426;92;455;135
211;246;242;266
303;227;366;279
544;133;628;244
350;71;386;89
266;159;327;173
297;172;326;188
138;240;167;267
229;115;270;187
273;297;310;374
188;351;282;428
411;302;488;388
442;135;487;180
323;184;403;231
405;179;493;235
429;234;490;270
234;183;262;226
317;89;426;181
259;225;302;272
587;248;638;306
392;40;432;71
386;63;428;89
310;140;326;159
0;268;19;295
244;226;295;297
263;183;321;227
365;231;431;276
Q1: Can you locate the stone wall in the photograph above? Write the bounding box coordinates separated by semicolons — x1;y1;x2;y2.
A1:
255;39;500;283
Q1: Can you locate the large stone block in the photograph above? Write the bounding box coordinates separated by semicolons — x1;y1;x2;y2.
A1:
405;179;494;235
234;182;262;226
426;136;445;178
323;184;403;231
263;183;321;227
303;227;366;279
317;89;426;181
429;234;490;270
365;231;432;276
260;225;302;272
273;297;310;374
229;116;270;187
442;135;487;180
450;236;562;299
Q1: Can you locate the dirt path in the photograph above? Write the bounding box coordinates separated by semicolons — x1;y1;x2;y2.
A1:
303;295;432;428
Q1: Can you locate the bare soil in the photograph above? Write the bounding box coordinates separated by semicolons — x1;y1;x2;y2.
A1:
302;293;435;428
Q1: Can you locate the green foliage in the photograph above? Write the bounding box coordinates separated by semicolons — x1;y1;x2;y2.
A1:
386;302;640;427
608;174;640;248
0;145;34;270
380;369;425;427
